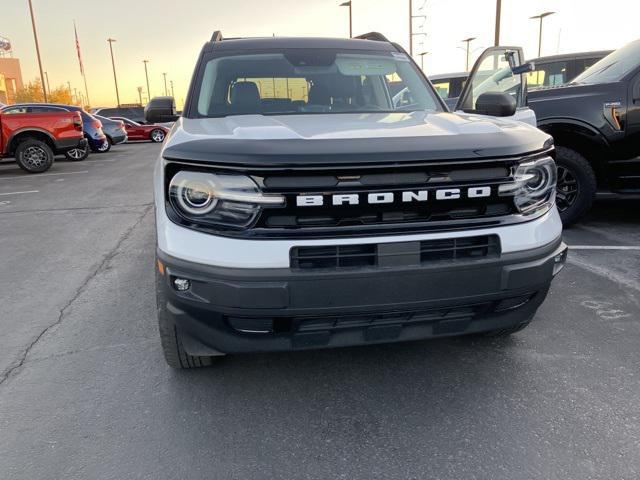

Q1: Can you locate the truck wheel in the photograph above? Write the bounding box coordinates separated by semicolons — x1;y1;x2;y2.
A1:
156;273;216;369
555;146;597;225
15;139;54;173
483;320;531;337
65;144;90;161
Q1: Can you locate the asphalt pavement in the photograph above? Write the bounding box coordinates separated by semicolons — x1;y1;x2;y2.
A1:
0;144;638;480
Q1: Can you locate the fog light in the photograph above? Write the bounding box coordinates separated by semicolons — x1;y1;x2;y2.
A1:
553;248;568;275
173;277;191;291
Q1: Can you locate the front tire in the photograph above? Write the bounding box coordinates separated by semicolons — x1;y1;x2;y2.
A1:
94;137;111;153
555;146;597;226
150;129;166;143
15;139;54;173
64;144;90;161
156;271;216;369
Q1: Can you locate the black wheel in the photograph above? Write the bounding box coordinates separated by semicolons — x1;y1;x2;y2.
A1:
94;137;111;153
65;144;90;161
15;139;54;173
482;321;531;337
555;146;597;225
156;271;216;369
150;129;166;143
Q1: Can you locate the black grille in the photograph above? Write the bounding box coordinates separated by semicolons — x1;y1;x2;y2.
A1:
420;235;500;263
253;160;519;237
291;235;500;270
291;244;377;269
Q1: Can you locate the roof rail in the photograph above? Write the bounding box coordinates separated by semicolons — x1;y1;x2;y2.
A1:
210;31;223;42
355;32;390;42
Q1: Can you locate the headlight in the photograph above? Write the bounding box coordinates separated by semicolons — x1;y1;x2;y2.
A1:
499;156;556;214
168;170;284;229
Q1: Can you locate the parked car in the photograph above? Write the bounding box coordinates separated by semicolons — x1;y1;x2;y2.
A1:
91;106;147;124
527;50;612;89
93;115;127;152
429;72;469;109
109;117;169;142
0;108;85;173
1;103;106;160
146;31;566;369
528;39;640;224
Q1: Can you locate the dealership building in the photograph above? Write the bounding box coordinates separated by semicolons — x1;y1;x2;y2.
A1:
0;36;23;104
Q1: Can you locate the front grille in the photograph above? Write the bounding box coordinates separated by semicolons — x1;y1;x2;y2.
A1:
290;244;377;269
252;160;520;237
420;235;500;263
291;235;500;270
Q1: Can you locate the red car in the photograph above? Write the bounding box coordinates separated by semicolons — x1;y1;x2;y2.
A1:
110;117;169;143
0;109;86;173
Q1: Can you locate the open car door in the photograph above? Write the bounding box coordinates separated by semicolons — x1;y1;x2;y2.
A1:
454;46;536;126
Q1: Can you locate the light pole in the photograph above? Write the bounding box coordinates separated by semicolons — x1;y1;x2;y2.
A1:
530;11;555;57
170;80;175;98
339;2;352;38
143;60;151;102
409;0;427;58
418;51;429;70
494;0;502;46
137;87;143;105
162;72;168;96
461;37;476;71
27;0;47;102
107;38;120;106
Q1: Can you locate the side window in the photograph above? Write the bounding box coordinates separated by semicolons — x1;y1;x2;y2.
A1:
527;61;567;88
3;106;28;114
100;108;117;117
29;106;66;113
431;80;450;99
470;50;523;108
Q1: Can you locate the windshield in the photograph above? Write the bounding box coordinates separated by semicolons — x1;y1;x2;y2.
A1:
194;49;441;117
572;39;640;84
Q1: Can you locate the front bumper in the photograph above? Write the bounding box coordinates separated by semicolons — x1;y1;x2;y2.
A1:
157;237;567;355
54;137;88;153
111;133;127;145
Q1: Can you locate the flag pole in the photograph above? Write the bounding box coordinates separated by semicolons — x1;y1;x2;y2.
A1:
74;20;91;108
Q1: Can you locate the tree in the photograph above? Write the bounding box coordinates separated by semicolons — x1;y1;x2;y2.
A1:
15;79;44;103
14;78;75;106
49;86;73;105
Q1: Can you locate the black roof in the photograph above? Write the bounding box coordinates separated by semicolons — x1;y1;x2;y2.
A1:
528;50;612;63
203;36;398;53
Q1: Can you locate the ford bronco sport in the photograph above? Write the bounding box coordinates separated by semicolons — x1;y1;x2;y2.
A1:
146;32;567;369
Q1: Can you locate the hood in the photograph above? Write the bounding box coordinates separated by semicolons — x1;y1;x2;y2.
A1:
528;81;626;125
162;112;551;167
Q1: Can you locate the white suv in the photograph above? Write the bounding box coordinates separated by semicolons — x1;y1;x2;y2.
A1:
145;31;567;369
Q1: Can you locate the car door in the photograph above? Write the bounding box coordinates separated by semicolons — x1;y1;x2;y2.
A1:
455;46;535;126
121;119;141;139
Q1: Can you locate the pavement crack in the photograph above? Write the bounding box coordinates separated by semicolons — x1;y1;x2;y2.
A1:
0;204;153;388
0;203;153;216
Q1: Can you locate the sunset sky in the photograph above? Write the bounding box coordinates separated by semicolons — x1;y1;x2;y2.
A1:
3;0;639;108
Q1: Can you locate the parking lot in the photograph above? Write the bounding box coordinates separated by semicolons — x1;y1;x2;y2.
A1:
0;143;638;479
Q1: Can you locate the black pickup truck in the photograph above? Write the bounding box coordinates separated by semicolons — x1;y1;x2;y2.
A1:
528;39;640;224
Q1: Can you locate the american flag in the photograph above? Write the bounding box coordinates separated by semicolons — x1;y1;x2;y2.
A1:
74;21;84;76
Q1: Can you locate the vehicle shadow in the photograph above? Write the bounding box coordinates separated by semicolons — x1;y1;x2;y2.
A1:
569;196;640;228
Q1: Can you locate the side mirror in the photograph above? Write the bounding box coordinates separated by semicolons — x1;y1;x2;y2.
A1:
512;62;535;75
145;96;179;123
475;92;516;117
